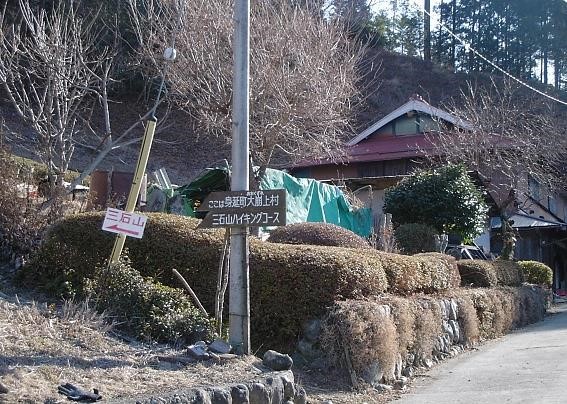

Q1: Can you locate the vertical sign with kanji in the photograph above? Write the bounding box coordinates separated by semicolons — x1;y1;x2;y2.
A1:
102;208;148;239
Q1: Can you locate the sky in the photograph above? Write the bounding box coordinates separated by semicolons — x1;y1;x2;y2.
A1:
371;0;442;16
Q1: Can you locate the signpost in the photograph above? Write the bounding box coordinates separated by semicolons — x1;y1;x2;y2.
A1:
102;208;148;239
196;189;286;229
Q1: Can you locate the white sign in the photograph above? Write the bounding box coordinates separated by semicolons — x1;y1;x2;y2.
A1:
102;208;148;239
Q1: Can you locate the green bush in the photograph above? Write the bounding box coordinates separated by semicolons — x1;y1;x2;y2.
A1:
384;164;488;240
457;259;523;287
394;223;438;254
86;259;213;343
21;212;389;351
518;261;553;287
267;222;370;249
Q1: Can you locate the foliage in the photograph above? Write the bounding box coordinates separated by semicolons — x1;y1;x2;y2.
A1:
457;259;523;288
518;261;553;287
320;286;547;384
0;148;47;259
394;223;438;254
21;212;390;351
86;259;212;344
384;164;488;240
267;222;371;249
377;251;461;294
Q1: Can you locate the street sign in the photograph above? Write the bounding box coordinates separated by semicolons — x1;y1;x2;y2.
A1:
102;208;148;239
196;189;286;229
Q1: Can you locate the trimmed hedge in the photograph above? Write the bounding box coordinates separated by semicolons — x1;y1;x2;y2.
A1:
321;285;547;383
394;223;438;254
519;261;553;287
267;222;371;249
375;251;461;294
457;259;523;287
21;212;389;351
21;213;469;350
86;259;213;343
249;240;388;349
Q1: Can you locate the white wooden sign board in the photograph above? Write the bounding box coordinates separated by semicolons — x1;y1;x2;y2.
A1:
102;208;148;239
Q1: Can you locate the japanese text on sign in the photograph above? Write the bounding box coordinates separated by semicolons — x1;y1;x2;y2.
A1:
102;208;148;239
206;190;281;210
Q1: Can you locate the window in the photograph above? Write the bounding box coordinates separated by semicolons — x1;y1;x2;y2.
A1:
528;175;540;201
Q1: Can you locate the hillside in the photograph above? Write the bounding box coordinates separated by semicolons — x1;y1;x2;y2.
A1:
0;48;564;184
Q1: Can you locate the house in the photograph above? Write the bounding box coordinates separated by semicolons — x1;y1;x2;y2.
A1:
291;96;567;287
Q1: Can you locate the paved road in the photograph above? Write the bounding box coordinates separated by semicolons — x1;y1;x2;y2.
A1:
394;305;567;404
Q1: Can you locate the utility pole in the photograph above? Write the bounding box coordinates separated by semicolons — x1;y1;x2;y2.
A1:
229;0;251;355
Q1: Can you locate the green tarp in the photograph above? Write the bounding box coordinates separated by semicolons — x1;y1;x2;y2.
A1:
150;166;372;237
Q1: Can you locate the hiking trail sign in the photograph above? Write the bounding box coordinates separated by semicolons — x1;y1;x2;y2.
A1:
196;189;286;229
102;208;148;239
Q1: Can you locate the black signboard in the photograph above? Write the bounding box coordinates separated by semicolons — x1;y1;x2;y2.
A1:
196;189;287;228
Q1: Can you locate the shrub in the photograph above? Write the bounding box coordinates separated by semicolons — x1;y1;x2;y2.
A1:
86;259;213;343
518;261;553;287
319;286;547;386
376;251;460;294
457;259;522;287
394;223;438;254
384;164;488;240
249;240;388;350
0;148;48;260
492;259;523;286
267;222;371;249
320;300;398;383
21;212;389;351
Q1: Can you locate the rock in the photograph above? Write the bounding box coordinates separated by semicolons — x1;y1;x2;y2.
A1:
294;386;307;404
302;319;322;342
263;350;293;371
249;383;269;404
281;372;296;400
297;339;323;361
424;358;434;369
209;339;233;354
209;387;231;404
0;382;8;394
450;320;460;344
402;366;414;378
374;384;393;392
321;401;334;404
265;375;285;403
362;361;384;385
187;342;210;360
394;377;408;391
231;384;249;404
394;354;403;380
449;300;458;321
440;300;449;319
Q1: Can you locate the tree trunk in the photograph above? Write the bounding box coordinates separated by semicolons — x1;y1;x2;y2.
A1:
424;0;431;61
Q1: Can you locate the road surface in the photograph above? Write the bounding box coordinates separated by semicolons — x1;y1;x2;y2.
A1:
394;305;567;404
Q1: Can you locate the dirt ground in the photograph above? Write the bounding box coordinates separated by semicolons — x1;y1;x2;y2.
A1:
0;264;399;404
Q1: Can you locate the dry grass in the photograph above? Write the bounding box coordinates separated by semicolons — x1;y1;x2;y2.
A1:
0;291;261;403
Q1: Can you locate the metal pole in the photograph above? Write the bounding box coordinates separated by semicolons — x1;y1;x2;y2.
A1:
229;0;251;355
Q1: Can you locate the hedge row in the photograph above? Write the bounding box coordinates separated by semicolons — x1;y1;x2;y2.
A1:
20;213;461;350
321;286;548;384
267;222;371;249
457;259;523;287
375;251;460;295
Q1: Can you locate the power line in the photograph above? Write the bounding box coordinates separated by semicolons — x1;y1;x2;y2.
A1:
410;0;567;107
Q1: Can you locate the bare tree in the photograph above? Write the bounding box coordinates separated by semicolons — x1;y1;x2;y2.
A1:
0;0;174;196
425;79;567;258
128;0;364;172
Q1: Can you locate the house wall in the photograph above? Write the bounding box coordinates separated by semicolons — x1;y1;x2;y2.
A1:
293;164;357;181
